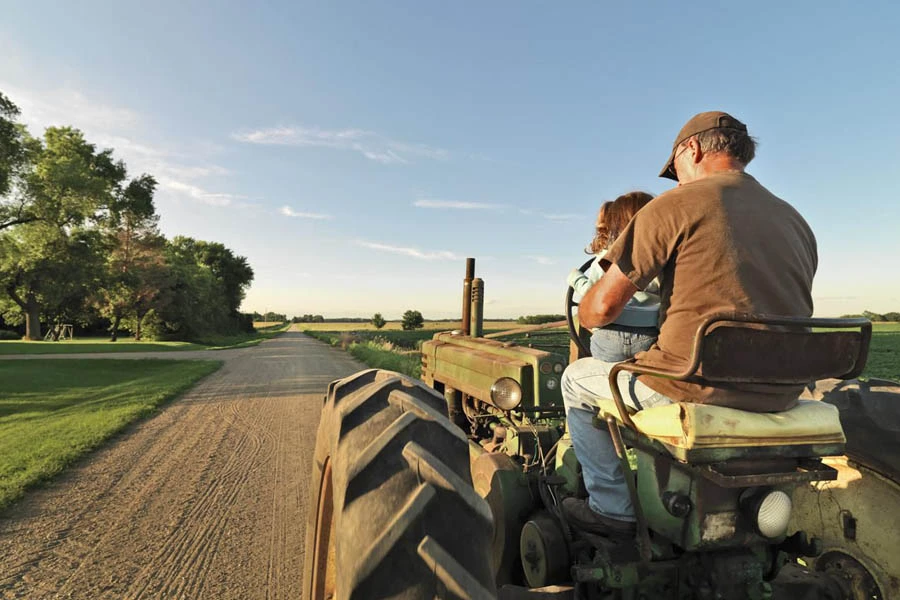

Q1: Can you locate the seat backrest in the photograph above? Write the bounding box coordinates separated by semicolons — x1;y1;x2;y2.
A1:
696;313;871;384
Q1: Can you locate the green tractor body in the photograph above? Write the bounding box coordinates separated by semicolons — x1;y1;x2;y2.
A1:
414;258;893;599
304;257;900;600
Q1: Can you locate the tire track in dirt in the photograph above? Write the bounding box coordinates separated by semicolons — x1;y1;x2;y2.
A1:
0;332;366;600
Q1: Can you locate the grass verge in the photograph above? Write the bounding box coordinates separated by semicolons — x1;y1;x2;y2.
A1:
191;323;292;350
304;330;422;377
0;359;221;511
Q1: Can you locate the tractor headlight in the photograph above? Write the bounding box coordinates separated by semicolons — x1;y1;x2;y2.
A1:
553;363;564;374
742;489;792;538
490;377;522;410
545;377;558;390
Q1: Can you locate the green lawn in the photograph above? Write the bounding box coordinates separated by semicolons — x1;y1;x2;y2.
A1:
0;359;221;511
0;323;291;355
866;328;900;382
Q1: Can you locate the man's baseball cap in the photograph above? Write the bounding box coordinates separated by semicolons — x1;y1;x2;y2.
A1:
659;111;748;180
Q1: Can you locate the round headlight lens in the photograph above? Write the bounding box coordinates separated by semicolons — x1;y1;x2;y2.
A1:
553;363;564;374
744;489;792;538
546;378;558;390
539;362;552;374
490;377;522;410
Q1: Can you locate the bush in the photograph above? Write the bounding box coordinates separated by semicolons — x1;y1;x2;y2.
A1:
0;330;20;340
517;314;566;325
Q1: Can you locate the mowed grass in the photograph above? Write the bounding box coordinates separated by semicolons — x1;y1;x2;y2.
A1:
0;339;205;355
0;323;290;355
0;359;221;511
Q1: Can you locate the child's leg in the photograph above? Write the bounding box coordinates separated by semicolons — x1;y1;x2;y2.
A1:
589;329;632;362
591;328;658;361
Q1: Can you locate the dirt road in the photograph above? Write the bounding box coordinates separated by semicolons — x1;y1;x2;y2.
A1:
0;331;365;599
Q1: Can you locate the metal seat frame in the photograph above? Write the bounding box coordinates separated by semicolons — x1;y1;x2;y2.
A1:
600;312;872;562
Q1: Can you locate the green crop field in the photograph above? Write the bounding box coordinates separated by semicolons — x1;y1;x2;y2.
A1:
303;323;899;383
0;359;221;511
293;320;519;333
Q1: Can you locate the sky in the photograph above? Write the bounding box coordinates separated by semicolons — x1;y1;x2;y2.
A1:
2;1;899;319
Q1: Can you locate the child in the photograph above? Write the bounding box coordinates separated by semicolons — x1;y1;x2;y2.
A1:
567;191;660;362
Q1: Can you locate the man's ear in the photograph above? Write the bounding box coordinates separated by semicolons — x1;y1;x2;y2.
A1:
690;137;703;164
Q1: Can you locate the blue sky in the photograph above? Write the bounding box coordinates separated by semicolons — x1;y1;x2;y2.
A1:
2;1;899;318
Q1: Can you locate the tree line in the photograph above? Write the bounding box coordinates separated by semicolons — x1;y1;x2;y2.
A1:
840;311;900;322
0;90;253;341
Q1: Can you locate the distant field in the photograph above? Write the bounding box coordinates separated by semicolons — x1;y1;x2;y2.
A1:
301;322;898;382
292;320;519;332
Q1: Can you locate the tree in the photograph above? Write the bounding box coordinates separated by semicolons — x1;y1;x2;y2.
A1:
148;236;255;341
0;127;122;339
517;314;566;325
177;238;254;316
371;312;386;329
94;173;165;341
401;309;424;331
0;91;40;232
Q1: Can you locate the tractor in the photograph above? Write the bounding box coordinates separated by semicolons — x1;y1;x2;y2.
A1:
303;258;900;599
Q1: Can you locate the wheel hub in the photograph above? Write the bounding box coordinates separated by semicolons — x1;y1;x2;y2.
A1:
816;551;882;600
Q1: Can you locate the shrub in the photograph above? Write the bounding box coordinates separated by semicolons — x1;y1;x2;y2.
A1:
0;330;20;340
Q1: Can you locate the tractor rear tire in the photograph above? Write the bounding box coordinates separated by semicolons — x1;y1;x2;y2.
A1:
303;369;497;600
791;378;900;599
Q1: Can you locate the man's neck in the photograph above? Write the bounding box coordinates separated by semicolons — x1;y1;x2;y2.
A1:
697;154;745;179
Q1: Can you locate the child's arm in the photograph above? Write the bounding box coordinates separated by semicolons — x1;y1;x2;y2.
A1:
567;257;604;297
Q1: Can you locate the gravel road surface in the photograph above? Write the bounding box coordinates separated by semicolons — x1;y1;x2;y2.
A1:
0;331;365;599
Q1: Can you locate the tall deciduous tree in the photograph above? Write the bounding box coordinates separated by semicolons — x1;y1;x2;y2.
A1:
149;237;254;340
0;91;41;231
94;173;166;341
0;127;122;339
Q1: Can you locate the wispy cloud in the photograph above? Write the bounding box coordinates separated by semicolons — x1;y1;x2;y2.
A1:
356;240;462;261
279;205;331;219
526;255;557;266
157;177;247;207
519;208;579;222
414;199;504;210
1;81;242;209
232;125;449;165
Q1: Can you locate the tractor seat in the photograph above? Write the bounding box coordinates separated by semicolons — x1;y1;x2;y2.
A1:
595;397;846;463
601;312;871;464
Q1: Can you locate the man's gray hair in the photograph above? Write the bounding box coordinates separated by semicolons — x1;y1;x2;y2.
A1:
695;128;757;166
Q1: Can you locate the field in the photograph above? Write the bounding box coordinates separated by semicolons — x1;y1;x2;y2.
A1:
866;323;900;381
292;320;519;332
303;322;899;383
0;359;222;510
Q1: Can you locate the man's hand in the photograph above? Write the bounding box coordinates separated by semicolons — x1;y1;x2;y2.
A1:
578;263;638;329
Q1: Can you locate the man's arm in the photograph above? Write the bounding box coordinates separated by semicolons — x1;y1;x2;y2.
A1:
578;263;639;329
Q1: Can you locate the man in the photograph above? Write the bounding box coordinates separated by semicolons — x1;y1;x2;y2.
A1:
560;111;817;536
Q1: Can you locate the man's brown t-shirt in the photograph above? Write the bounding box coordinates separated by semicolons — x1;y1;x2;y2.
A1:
601;171;817;412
